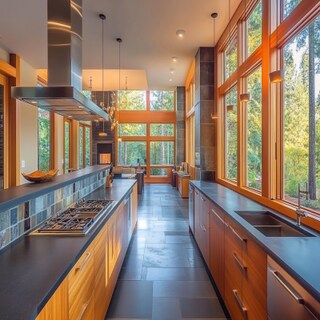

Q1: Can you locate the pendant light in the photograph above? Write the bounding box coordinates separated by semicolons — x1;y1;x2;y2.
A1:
111;38;122;132
210;12;219;120
226;0;234;112
269;2;283;83
240;93;250;102
98;13;107;137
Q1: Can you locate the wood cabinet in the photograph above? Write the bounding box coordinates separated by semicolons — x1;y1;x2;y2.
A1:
177;175;190;198
36;279;68;320
68;242;95;320
224;215;267;320
194;190;210;264
193;187;267;320
209;203;225;297
36;184;138;320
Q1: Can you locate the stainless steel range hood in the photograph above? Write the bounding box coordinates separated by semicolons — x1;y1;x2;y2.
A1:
11;0;108;121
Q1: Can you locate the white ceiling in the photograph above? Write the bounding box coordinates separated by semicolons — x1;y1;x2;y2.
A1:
0;0;240;90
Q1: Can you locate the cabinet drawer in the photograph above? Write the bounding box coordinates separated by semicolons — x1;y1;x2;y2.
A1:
225;273;246;320
69;243;95;320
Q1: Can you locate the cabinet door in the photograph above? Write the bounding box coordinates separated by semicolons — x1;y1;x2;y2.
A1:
194;189;201;245
36;278;68;320
94;224;109;320
68;242;95;320
131;184;138;233
199;194;209;264
224;218;248;320
209;204;225;297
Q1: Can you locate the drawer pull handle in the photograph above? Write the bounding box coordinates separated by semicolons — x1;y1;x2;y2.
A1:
271;269;304;304
233;252;247;272
76;252;91;272
230;226;247;243
232;289;247;317
304;303;320;320
78;302;89;320
211;208;225;225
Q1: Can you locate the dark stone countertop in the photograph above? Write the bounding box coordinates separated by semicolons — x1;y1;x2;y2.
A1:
0;165;109;212
190;180;320;302
0;179;136;320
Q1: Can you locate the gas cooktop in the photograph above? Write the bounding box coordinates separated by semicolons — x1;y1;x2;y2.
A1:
33;199;116;236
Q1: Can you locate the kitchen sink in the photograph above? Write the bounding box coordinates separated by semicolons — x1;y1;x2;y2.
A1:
235;211;315;237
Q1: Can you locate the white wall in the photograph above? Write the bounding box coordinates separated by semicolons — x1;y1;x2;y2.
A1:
0;46;9;62
18;58;38;184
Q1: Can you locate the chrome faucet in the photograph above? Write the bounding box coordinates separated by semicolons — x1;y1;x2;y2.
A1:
296;183;309;226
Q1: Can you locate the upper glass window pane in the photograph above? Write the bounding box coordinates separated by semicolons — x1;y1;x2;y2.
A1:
38;108;50;171
224;35;238;80
118;123;147;136
247;1;262;57
150;91;175;111
283;0;302;19
119;90;146;110
225;87;238;181
246;67;262;190
282;16;320;214
150;124;174;136
79;126;83;169
85;127;91;166
150;142;174;165
118;141;147;165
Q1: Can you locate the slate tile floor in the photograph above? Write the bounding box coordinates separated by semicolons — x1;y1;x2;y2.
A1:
106;184;228;320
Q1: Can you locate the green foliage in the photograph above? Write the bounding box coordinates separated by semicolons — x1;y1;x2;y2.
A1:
150;124;174;136
247;1;262;57
225;87;238;181
247;67;262;190
118;142;146;165
119;90;146;110
118;123;146;136
150;91;174;111
225;37;237;79
283;0;302;19
38;109;50;171
150;142;174;165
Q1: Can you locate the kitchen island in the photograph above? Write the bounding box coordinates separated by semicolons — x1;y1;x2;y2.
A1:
0;169;137;320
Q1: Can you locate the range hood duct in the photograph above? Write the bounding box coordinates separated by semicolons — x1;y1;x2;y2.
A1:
11;0;108;121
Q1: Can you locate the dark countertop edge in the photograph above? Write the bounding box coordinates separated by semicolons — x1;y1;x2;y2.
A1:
0;165;109;212
189;180;320;302
35;179;137;316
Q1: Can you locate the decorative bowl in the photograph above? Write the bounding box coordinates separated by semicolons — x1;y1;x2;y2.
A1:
22;169;59;183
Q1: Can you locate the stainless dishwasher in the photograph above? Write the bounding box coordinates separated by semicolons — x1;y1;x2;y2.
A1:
267;256;320;320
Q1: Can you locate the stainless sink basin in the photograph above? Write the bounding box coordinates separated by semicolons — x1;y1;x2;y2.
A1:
235;211;315;237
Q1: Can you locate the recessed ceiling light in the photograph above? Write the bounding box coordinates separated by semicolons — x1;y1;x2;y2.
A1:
169;78;173;82
172;57;177;63
170;68;175;74
176;29;186;38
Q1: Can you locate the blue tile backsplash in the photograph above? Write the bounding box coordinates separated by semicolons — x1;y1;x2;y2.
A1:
0;171;107;250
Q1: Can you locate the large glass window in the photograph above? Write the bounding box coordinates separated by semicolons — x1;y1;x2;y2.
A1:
150;91;175;111
64;120;71;173
225;87;238;181
118;123;146;136
246;67;262;190
79;126;83;169
38;109;51;171
150;142;174;165
85;127;91;166
150;124;174;136
283;0;302;19
224;35;238;80
119;90;146;110
283;16;320;213
247;0;262;58
118;141;146;165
